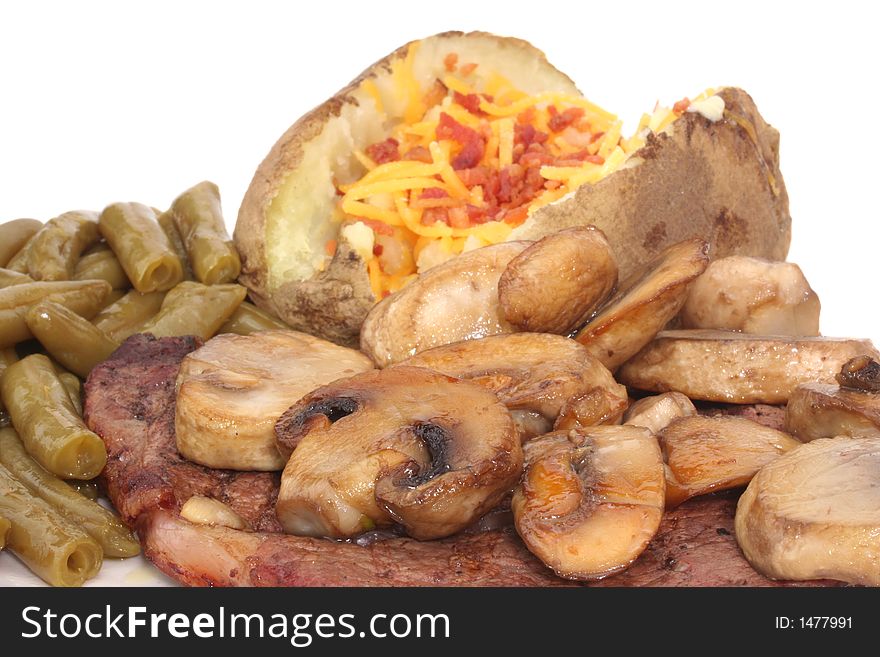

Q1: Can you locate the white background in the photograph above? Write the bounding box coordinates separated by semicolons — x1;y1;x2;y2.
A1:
1;0;878;585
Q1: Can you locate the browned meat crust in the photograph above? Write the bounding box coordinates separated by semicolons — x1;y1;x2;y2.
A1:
85;335;836;587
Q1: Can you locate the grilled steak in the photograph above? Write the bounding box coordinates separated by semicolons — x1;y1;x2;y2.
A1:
84;334;834;587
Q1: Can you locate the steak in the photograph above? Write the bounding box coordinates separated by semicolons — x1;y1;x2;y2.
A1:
84;334;834;587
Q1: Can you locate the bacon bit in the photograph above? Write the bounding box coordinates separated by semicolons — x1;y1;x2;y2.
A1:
421;207;449;226
673;97;691;114
372;244;384;256
421;187;449;199
548;107;585;132
424;79;448;109
447;206;470;229
403;146;433;163
437;112;481;145
514;123;548;148
502;206;529;227
325;239;337;256
358;218;395;236
411;187;458;209
459;62;478;76
517;107;537;125
452;139;485;170
544;180;562;190
456;166;491;188
366;138;400;164
453;92;484;115
444;53;458;72
466;204;490;224
590;131;605;143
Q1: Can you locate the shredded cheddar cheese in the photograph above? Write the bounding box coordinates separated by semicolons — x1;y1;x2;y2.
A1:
339;52;719;298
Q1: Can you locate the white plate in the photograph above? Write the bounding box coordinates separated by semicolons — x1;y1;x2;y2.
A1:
0;550;176;587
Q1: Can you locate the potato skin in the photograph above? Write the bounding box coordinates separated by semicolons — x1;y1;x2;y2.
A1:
512;88;791;279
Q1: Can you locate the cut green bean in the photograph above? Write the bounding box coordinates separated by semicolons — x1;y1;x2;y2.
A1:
58;372;83;415
140;281;246;340
169;181;241;284
0;268;34;288
219;301;289;335
0;218;42;268
0;279;111;348
0;354;107;479
74;245;130;289
0;428;139;558
27;211;100;281
157;209;194;281
91;290;165;342
0;463;102;586
66;480;99;501
26;301;120;378
99;202;184;293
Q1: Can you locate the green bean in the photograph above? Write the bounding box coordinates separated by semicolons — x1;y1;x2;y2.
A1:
27;211;101;281
169;181;241;284
0;218;42;268
26;301;120;378
140;281;246;340
0;354;107;479
58;372;83;415
0;463;102;586
0;428;139;558
74;245;130;289
0;514;9;550
219;301;289;335
0;279;111;348
0;268;34;288
156;209;194;281
92;290;165;342
98;202;184;293
66;480;99;501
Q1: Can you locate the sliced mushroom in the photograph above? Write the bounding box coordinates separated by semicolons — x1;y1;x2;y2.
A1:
785;383;880;442
398;333;628;439
617;330;880;404
735;436;880;585
659;415;801;507
274;366;521;540
498;226;617;334
836;355;880;392
623;392;696;434
681;256;820;336
574;238;709;370
175;330;374;470
360;242;529;367
511;425;665;580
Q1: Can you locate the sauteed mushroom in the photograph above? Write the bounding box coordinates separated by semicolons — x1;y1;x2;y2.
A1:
623;392;696;434
512;425;664;580
498;226;617;335
575;238;709;370
274;366;521;540
360;242;529;367
681;256;820;336
399;333;628;439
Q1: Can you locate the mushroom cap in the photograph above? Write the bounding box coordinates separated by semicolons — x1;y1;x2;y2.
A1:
399;333;628;435
274;366;522;540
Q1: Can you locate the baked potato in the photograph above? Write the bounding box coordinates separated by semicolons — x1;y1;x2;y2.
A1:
235;31;791;346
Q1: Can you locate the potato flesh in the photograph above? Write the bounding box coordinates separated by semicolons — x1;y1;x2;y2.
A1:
681;256;820;336
659;415;800;507
784;383;880;442
617;330;880;404
175;330;373;470
735;436;880;585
